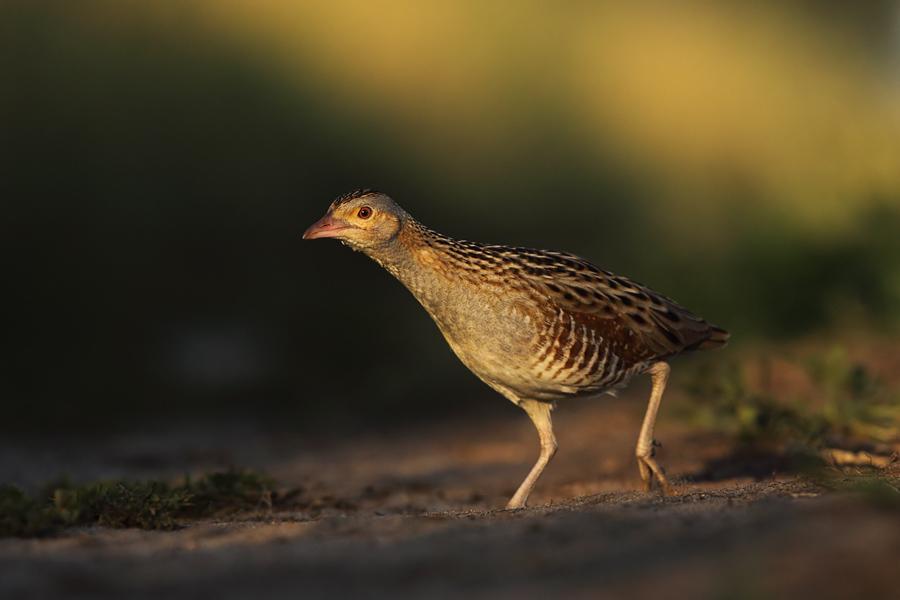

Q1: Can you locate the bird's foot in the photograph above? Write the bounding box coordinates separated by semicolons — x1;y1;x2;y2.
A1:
637;453;673;495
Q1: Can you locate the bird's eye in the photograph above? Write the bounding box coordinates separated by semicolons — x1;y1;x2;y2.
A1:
357;206;372;219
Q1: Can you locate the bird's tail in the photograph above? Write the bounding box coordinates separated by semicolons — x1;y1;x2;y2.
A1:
698;326;730;350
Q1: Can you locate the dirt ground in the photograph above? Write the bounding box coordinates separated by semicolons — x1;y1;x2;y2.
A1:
2;391;900;600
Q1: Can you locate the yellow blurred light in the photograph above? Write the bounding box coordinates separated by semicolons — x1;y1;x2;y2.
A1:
190;1;900;237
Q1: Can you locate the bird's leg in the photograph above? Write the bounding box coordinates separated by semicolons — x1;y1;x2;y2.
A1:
506;399;557;509
635;361;673;494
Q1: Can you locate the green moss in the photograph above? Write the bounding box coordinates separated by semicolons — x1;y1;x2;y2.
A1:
0;467;280;538
0;485;62;537
180;467;278;517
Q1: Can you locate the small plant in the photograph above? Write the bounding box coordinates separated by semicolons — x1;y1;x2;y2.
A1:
804;460;900;511
678;360;825;444
803;346;900;443
678;346;900;448
0;467;279;538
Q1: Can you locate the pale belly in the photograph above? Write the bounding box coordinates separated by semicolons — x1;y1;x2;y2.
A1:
429;300;647;404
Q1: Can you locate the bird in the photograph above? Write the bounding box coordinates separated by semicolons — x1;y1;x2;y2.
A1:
304;189;729;509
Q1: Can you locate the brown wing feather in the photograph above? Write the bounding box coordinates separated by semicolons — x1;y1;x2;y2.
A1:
516;250;727;366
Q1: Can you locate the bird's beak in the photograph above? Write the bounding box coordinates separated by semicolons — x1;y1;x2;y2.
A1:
303;213;352;240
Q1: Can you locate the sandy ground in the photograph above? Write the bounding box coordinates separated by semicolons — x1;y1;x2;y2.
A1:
2;392;899;600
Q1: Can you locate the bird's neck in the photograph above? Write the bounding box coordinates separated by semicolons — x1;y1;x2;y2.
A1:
361;220;467;312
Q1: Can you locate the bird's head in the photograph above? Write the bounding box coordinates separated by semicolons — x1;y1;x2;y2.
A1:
303;189;408;252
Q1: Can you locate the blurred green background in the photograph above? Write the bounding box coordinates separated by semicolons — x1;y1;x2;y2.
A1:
3;0;900;432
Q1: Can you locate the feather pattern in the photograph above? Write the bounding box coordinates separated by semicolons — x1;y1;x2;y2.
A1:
404;225;728;399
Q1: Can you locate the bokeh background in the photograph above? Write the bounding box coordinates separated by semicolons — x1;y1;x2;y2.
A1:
4;0;900;433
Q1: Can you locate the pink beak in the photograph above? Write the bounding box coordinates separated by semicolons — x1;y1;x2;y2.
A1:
303;213;352;240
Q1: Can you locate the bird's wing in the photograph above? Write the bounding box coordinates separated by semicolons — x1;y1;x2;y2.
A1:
509;250;724;364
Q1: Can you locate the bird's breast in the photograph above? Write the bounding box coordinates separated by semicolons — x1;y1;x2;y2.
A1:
379;247;649;401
